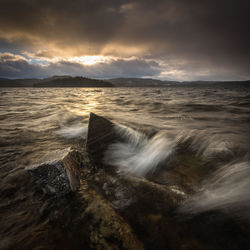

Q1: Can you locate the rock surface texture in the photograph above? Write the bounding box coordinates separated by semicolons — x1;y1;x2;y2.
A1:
26;147;81;195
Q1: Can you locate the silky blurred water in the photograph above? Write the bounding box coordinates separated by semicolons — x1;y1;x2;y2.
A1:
0;85;250;176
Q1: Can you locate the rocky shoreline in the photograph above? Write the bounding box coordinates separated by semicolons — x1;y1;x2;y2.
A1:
1;113;250;250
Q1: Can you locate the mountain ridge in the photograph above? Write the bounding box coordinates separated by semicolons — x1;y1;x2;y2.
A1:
0;76;249;87
0;76;113;87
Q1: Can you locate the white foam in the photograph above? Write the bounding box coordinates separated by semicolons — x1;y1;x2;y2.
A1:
55;124;87;139
104;125;176;176
180;161;250;218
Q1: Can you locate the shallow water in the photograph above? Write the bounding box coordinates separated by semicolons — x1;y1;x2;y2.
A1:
1;85;250;215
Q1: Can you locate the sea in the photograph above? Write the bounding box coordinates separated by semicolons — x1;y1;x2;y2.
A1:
1;84;250;248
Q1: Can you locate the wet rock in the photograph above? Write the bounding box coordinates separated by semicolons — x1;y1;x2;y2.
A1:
85;113;185;206
84;113;250;249
86;113;122;164
79;188;144;250
91;170;184;211
26;147;81;195
3;113;250;250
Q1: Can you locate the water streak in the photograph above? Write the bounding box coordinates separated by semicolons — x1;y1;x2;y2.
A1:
105;125;176;176
180;161;250;218
55;124;88;138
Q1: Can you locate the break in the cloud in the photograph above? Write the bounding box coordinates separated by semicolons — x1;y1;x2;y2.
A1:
0;0;249;80
0;52;161;79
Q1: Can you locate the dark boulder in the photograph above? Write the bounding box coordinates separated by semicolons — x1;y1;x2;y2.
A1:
26;147;81;195
86;113;123;166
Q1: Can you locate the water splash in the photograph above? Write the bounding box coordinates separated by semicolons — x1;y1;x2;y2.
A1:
55;124;87;139
176;129;239;160
104;125;176;176
180;161;250;218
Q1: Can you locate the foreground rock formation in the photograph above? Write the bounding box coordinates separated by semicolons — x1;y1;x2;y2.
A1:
1;112;250;250
26;148;81;194
86;112;121;164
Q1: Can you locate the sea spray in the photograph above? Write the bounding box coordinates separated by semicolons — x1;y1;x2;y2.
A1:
180;161;250;218
176;129;233;158
55;124;88;139
104;125;176;176
114;124;147;146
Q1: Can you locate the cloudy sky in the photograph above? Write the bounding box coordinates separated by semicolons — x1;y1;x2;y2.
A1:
0;0;249;80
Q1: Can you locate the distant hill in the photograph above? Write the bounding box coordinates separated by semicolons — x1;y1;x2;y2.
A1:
107;78;178;87
0;76;249;87
0;76;113;87
107;78;250;87
33;76;113;87
0;78;38;87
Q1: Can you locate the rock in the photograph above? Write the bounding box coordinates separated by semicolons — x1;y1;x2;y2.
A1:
26;147;81;195
86;113;122;163
84;114;250;249
79;188;144;250
3;113;250;250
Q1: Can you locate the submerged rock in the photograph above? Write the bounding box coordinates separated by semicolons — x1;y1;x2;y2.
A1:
79;188;144;250
26;147;81;195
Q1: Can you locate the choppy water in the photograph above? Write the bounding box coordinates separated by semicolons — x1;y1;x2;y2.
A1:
1;85;250;216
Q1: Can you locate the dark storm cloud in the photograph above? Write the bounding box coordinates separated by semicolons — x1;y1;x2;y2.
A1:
0;54;162;79
0;0;249;79
0;0;125;50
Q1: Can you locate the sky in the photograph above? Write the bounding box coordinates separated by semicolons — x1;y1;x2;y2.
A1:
0;0;249;81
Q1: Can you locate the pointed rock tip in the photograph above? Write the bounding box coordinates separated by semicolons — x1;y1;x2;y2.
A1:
86;112;117;160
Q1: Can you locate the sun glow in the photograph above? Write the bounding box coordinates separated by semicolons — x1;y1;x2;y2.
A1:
69;55;110;65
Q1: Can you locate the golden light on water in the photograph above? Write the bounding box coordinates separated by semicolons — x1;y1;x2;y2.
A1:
64;91;102;116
